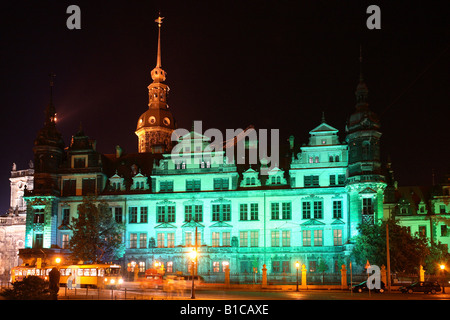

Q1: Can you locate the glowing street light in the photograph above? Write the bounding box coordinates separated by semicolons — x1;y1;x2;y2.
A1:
189;248;197;299
295;261;300;292
440;264;446;293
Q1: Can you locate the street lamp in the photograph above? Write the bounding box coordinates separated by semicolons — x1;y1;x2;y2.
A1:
295;261;300;292
440;264;446;294
189;248;197;299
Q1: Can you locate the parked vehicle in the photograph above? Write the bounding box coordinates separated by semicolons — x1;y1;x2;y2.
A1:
400;281;441;294
352;280;386;293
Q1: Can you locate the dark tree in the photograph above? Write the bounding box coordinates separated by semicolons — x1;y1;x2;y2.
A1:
69;196;125;263
351;219;449;274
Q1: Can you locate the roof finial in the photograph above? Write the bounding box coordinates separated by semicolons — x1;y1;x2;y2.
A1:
321;111;326;123
155;14;164;68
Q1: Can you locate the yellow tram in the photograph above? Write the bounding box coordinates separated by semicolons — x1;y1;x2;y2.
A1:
11;263;123;289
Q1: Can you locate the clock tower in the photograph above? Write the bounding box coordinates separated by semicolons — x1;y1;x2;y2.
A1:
135;15;176;153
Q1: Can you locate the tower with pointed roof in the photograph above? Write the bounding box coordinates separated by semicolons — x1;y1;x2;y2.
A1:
345;51;386;237
135;15;176;154
32;74;65;195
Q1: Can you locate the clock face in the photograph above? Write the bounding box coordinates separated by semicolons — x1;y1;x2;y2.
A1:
149;116;156;124
163;117;170;126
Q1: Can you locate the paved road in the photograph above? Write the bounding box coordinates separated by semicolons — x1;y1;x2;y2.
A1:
57;285;450;300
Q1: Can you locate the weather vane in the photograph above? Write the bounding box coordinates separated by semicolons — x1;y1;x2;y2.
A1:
155;14;164;28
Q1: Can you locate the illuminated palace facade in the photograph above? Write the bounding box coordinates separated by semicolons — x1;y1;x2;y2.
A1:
20;17;393;277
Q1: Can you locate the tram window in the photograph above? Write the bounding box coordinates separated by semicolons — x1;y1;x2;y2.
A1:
78;269;83;277
84;269;90;276
91;269;97;277
99;269;105;277
106;268;120;275
30;269;35;276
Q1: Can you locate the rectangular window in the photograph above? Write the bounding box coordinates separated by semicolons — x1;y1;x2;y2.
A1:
167;206;175;223
62;208;70;225
441;225;448;237
314;229;323;246
362;198;374;215
312;175;319;186
282;261;290;273
222;232;231;246
333;229;342;246
157;205;176;223
213;261;220;273
130;233;137;249
329;175;336;186
272;261;280;273
157;206;165;223
194;205;203;222
82;178;96;196
212;232;220;247
129;207;138;223
139;233;147;248
271;231;280;247
304;175;312;187
185;205;193;222
282;230;291;247
212;205;220;221
240;204;248;221
212;204;231;222
185;232;192;247
166;261;173;273
333;200;342;219
73;157;86;168
271;203;279;220
282;202;291;220
250;231;259;247
140;207;148;223
338;174;345;185
239;231;248;247
186;179;201;191
250;203;259;220
167;233;175;248
113;207;123;224
160;180;173;192
303;230;311;246
419;226;427;237
302;202;311;219
213;178;229;190
62;234;70;249
62;179;76;196
313;201;323;219
157;233;165;248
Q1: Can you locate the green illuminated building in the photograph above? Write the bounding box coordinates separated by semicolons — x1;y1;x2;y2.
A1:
21;17;391;277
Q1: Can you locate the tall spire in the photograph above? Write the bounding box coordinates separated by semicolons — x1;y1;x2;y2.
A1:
151;14;166;83
355;45;368;108
45;73;57;126
155;14;163;68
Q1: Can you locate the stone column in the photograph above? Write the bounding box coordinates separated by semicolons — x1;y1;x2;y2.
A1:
261;264;267;288
301;264;307;288
341;264;347;289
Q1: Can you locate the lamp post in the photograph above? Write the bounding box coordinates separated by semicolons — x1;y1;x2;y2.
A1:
295;261;300;292
440;264;446;294
189;248;197;299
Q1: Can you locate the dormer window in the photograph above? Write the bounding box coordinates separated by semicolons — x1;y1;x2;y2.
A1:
72;155;88;169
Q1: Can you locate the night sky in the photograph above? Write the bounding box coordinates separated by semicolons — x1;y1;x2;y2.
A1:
0;0;449;214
